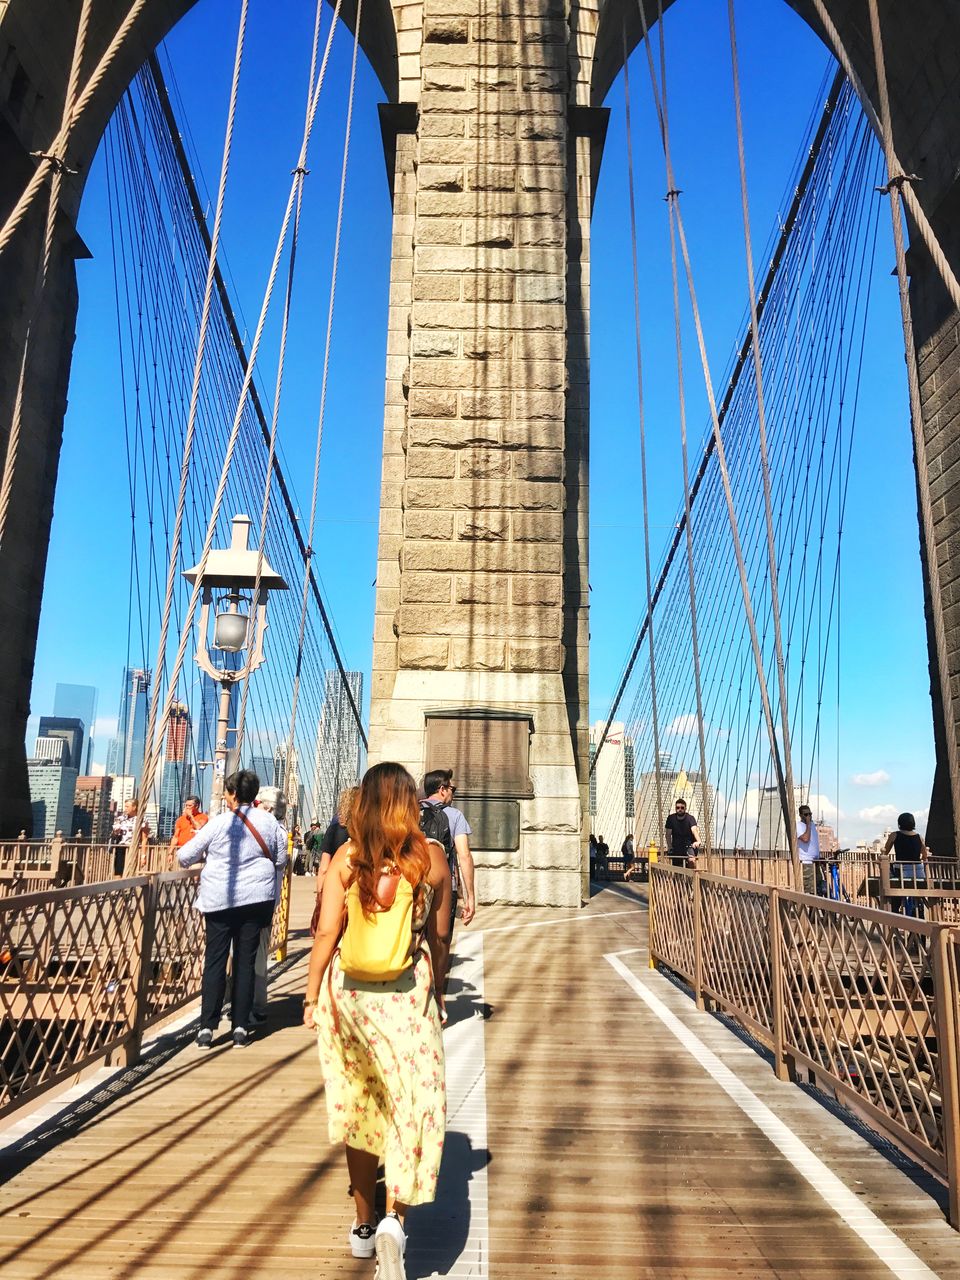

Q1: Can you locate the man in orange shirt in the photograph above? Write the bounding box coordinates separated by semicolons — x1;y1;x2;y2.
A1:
167;795;208;868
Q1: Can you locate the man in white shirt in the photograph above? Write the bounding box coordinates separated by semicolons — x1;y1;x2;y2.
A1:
797;803;821;895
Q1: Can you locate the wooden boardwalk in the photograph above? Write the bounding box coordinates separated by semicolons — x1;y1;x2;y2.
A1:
1;880;959;1278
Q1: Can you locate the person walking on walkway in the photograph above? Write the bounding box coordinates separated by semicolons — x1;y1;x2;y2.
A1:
304;762;452;1279
420;768;476;926
111;798;149;876
251;784;288;1023
179;769;287;1048
664;799;700;867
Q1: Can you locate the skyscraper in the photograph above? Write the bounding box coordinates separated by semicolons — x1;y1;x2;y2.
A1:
105;667;150;785
757;785;804;852
588;720;634;851
28;760;79;838
37;716;85;772
74;776;113;841
312;670;363;824
54;683;98;771
159;702;193;840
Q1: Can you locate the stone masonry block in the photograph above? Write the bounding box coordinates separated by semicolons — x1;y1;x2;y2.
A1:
423;16;469;42
467;164;516;192
423;67;467;92
516;275;565;303
402;542;563;574
400;604;562;638
418;165;464;192
523;832;582;870
513;575;562;606
521;799;581;833
416;191;563;218
415;218;463;245
414;247;564;275
456;574;508;605
459;449;510;479
514;332;565;361
404;511;455;540
398;637;450;669
519;167;565;192
413;277;461;302
408;389;458;418
514;391;565;419
462;275;514;303
502;421;562;449
412;331;460;357
406;479;563;511
451;638;506;670
457;511;509;540
461;390;512;419
402;573;453;604
408;420;501;448
510;640;564;672
420;114;467;137
513;511;563;541
513;450;564;481
407;447;456;478
463;333;511;359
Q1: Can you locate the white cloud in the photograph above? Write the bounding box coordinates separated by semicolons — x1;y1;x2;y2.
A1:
667;714;699;736
851;769;890;787
857;803;899;825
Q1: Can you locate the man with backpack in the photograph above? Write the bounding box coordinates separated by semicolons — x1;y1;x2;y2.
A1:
420;768;476;925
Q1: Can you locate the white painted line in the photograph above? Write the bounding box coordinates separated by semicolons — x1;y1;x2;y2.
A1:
473;906;641;937
413;931;489;1278
604;951;943;1280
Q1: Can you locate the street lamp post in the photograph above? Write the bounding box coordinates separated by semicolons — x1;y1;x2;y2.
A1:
184;515;287;815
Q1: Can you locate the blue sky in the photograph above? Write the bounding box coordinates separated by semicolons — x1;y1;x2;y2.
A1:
30;0;933;843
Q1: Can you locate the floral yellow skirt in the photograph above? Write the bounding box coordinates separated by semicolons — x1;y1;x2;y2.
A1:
316;949;445;1206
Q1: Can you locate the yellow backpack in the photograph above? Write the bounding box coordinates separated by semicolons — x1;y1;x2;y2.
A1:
338;866;416;982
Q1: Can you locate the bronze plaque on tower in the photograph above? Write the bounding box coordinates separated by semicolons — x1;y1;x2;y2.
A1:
424;710;534;798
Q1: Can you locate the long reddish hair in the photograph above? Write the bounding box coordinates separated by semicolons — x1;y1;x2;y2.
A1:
348;762;431;917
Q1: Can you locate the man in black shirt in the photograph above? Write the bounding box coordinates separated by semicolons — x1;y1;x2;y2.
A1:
664;798;700;867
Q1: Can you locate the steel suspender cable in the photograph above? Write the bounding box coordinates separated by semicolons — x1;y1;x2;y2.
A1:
133;0;251;866
283;0;364;803
137;0;345;842
807;0;960;315
235;0;325;754
866;0;960;856
726;0;800;884
0;0;94;548
622;24;664;843
0;0;151;260
638;0;792;875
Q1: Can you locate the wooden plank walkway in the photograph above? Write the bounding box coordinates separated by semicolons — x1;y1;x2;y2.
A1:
1;880;959;1277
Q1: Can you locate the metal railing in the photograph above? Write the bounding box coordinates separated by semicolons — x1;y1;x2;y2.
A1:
649;862;960;1228
0;864;297;1119
0;838;170;897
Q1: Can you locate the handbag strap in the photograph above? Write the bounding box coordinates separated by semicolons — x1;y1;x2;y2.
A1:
236;806;275;863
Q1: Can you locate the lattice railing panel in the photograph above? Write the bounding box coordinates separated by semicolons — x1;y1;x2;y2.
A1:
700;878;773;1036
778;895;945;1168
145;872;204;1026
0;884;147;1110
650;864;695;981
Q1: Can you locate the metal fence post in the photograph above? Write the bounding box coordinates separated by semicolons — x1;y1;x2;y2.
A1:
769;887;790;1082
693;869;704;1009
647;850;658;970
126;877;160;1068
931;926;960;1228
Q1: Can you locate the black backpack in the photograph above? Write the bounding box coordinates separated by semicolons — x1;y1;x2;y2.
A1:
419;800;456;883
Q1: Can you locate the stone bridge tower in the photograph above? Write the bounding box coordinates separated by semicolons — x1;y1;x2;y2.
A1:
2;1;960;883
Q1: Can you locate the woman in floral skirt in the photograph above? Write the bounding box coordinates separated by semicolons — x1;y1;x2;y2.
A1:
304;761;452;1280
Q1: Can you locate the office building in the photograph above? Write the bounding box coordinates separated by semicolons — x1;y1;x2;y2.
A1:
158;702;193;840
34;735;65;763
634;755;716;850
37;716;85;772
105;667;151;785
312;670;363;826
757;784;805;852
54;683;98;771
28;759;79;838
74;776;113;841
587;720;634;852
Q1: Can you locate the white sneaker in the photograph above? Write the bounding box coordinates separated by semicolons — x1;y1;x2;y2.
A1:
346;1219;376;1258
374;1214;406;1280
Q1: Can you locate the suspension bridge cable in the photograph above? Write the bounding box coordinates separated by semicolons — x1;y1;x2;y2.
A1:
866;0;960;854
